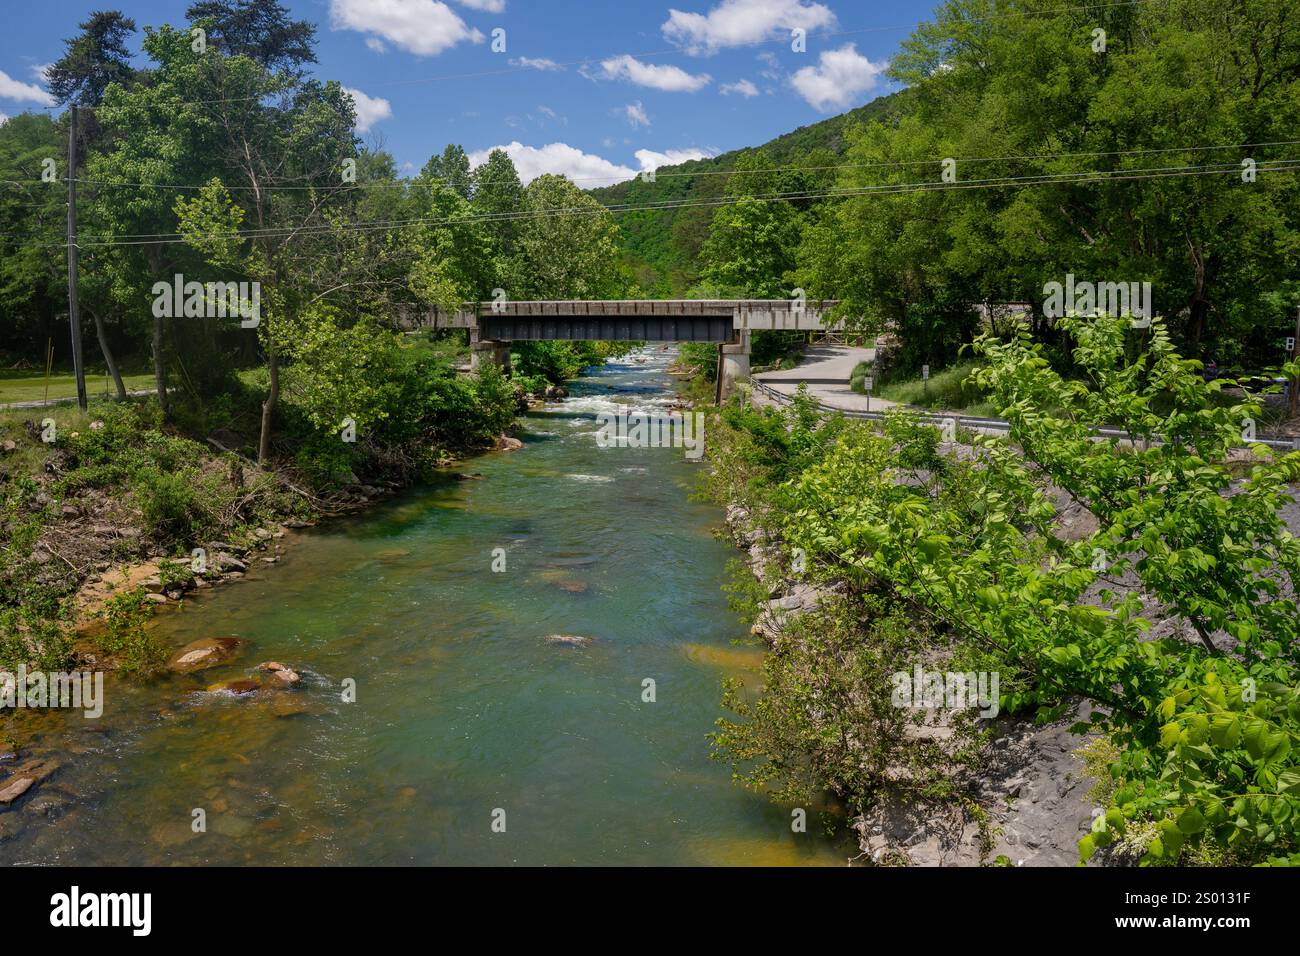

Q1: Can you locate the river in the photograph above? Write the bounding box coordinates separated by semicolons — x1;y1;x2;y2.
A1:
4;347;852;865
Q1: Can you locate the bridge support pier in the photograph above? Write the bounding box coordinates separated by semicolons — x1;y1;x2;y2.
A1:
471;338;512;375
717;331;750;404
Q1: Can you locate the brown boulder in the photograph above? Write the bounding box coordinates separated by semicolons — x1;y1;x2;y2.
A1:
258;661;301;685
168;637;243;673
0;776;34;804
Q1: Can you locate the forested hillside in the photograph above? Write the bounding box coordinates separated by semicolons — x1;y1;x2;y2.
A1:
588;90;911;294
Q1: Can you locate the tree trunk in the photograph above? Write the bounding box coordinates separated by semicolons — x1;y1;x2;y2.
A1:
152;312;169;416
91;309;127;400
258;344;278;465
1187;298;1207;353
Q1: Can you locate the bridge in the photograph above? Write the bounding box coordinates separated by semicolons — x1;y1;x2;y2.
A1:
396;299;841;400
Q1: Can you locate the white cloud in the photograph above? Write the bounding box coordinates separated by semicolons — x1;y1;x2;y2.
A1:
469;141;636;187
365;37;386;53
342;86;393;132
623;101;650;128
0;113;8;126
0;69;55;106
509;56;564;71
789;44;886;112
596;55;710;92
30;63;53;83
663;0;836;55
329;0;483;57
720;79;758;97
635;147;716;172
455;0;505;10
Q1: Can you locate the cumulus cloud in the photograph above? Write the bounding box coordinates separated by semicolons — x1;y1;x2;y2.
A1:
663;0;836;55
509;56;564;71
789;43;886;112
469;141;636;187
623;101;650;128
596;55;710;92
720;79;759;97
342;86;393;132
329;0;483;57
455;0;505;10
635;147;717;171
0;69;55;106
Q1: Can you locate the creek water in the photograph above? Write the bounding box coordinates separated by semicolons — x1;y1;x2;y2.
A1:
4;348;852;865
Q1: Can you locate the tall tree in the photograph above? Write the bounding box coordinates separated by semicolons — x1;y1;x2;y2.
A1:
46;11;138;107
422;144;473;200
699;150;806;298
514;175;629;300
186;0;316;75
470;148;525;292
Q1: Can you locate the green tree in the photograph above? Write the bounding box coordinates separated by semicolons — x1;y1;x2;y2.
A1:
45;11;138;106
699;151;805;298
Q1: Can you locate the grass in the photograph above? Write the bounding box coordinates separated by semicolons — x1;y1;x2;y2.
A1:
856;360;997;417
0;370;156;405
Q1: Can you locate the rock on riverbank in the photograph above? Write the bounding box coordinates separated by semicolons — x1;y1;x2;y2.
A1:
722;498;1100;867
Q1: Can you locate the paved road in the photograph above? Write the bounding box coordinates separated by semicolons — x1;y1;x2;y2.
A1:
752;345;900;412
0;389;150;412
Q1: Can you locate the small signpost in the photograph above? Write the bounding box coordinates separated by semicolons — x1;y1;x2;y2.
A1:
864;375;873;412
922;364;930;397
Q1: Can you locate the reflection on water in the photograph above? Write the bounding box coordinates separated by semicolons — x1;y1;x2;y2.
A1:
4;348;854;866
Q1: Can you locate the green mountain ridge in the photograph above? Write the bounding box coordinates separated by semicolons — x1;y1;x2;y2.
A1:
589;89;912;295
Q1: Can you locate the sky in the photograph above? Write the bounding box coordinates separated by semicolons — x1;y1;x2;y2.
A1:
0;0;941;187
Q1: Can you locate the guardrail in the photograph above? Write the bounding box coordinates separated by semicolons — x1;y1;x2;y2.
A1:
748;378;1300;452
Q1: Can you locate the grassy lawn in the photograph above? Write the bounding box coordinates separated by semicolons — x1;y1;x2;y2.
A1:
0;370;156;405
852;360;997;417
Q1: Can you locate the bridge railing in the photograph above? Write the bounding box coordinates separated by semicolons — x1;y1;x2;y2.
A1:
749;379;1300;452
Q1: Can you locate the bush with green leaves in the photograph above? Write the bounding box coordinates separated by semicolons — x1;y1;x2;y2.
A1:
98;587;166;676
712;594;985;818
775;313;1300;865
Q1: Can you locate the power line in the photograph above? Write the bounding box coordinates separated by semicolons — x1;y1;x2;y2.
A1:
39;137;1299;195
3;157;1292;251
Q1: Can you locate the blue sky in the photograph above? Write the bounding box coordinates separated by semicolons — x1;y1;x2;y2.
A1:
2;0;941;186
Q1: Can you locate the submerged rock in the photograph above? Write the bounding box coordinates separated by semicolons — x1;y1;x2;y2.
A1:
543;634;594;647
0;775;35;805
168;637;244;673
205;679;261;696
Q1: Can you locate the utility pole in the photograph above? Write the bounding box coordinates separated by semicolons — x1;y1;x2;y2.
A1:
1288;303;1300;421
66;104;87;411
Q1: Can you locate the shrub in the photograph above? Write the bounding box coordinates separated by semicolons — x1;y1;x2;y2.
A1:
132;467;208;543
98;587;167;676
